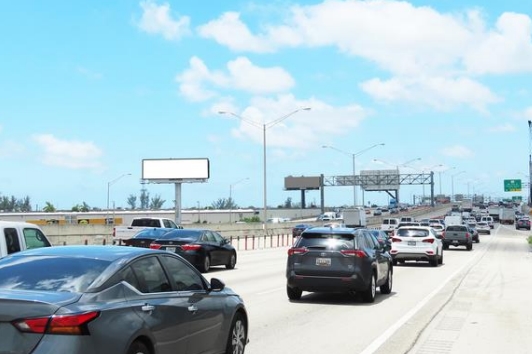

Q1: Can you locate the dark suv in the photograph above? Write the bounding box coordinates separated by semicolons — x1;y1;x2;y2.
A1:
286;227;393;303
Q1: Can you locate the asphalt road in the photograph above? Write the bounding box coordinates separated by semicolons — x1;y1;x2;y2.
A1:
210;222;532;354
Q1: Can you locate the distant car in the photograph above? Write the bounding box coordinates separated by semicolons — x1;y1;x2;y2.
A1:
390;208;399;214
390;226;443;267
516;218;531;230
0;246;249;354
373;208;382;216
286;227;393;303
370;229;391;248
149;229;237;273
292;223;314;238
122;227;176;247
467;225;480;243
476;221;491;235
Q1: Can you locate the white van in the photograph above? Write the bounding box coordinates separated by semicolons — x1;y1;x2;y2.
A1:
380;218;400;234
480;216;494;229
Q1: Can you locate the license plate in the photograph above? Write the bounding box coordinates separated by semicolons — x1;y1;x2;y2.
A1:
407;241;416;246
452;240;459;245
316;258;331;266
165;247;176;252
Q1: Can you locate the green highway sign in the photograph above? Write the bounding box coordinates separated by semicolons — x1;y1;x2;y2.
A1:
512;196;523;201
504;179;522;192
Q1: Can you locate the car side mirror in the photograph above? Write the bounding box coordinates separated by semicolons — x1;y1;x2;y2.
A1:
209;278;225;292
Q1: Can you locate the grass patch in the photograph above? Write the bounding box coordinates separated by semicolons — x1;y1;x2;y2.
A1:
528;236;532;245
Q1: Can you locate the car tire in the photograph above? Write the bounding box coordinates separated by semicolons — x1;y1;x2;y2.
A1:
127;340;150;354
199;255;211;273
226;252;237;269
380;269;392;295
443;244;449;250
430;256;438;267
225;312;247;354
392;259;398;266
287;285;302;300
438;251;443;265
361;273;376;303
466;244;473;251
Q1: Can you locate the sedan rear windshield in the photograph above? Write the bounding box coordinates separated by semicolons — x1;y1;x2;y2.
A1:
298;233;354;250
0;256;111;292
396;229;429;237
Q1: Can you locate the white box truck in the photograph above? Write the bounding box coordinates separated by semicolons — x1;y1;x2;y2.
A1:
342;209;367;228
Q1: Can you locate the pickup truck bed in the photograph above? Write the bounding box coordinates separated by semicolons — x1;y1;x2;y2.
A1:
443;225;472;251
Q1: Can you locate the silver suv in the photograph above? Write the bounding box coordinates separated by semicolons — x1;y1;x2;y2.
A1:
286;227;393;303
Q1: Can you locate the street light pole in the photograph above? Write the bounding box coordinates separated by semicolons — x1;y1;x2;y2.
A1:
219;108;311;232
107;173;131;210
322;143;385;207
451;171;465;202
229;177;249;223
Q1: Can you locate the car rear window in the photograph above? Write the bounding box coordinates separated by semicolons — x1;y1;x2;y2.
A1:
0;256;111;292
396;229;430;237
446;225;467;232
298;233;355;250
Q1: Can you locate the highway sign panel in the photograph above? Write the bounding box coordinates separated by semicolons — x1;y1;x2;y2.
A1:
504;179;522;192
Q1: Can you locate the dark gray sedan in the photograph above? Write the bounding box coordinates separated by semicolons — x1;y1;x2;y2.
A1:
0;246;248;354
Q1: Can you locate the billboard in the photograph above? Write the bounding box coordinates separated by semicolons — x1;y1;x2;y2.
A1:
284;176;321;190
142;158;210;181
360;169;400;191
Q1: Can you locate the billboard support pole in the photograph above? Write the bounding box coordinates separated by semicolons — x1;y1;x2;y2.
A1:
174;183;182;225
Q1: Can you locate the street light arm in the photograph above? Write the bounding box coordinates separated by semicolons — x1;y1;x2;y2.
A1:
354;143;385;157
218;111;263;129
322;145;352;157
264;107;311;129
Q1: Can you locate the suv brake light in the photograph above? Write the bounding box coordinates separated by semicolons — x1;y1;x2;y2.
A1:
340;249;366;258
422;239;435;244
288;247;308;256
13;311;100;335
391;237;402;243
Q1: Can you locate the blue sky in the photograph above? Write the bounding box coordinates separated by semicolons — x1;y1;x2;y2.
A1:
1;0;532;211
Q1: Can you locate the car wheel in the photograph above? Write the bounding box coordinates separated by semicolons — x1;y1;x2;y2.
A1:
430;256;438;267
380;269;392;295
226;252;237;269
392;259;398;266
287;285;302;300
443;244;449;250
362;273;376;303
225;313;247;354
466;244;473;251
199;255;211;273
127;340;150;354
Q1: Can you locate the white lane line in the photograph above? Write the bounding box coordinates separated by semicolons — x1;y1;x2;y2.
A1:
359;241;489;354
256;287;284;295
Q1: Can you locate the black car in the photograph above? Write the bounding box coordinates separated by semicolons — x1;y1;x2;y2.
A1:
122;227;176;247
292;223;314;238
286;227;393;303
0;246;248;354
516;217;531;230
150;229;237;273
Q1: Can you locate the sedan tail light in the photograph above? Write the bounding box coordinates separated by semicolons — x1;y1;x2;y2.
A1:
13;311;100;335
288;247;308;256
181;244;202;251
149;243;162;249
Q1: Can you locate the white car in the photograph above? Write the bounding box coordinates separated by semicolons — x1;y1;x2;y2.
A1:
390;226;443;267
476;221;491;235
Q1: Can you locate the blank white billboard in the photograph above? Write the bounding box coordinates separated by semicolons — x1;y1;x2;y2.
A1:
142;158;210;181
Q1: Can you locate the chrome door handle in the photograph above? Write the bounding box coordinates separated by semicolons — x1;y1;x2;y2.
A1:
142;304;155;312
188;305;198;312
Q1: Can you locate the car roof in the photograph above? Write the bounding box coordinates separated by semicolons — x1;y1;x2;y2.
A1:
302;227;359;235
9;245;159;261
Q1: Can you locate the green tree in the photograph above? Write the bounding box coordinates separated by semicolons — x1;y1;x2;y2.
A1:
43;202;56;212
150;195;165;210
211;198;238;209
127;195;137;209
283;197;293;208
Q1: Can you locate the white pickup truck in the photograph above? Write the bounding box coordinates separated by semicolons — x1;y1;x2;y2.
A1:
0;221;52;257
112;217;182;244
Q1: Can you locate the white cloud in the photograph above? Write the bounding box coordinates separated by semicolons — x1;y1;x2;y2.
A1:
176;56;295;101
360;76;500;112
198;12;275;53
137;1;190;40
215;93;368;150
487;124;515;133
441;145;475;158
32;134;103;169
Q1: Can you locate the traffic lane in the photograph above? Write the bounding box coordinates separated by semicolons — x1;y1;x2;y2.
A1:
214;238;486;353
403;224;532;354
371;224;532;354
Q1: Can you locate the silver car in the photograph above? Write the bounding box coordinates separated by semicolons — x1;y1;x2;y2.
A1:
0;246;248;354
